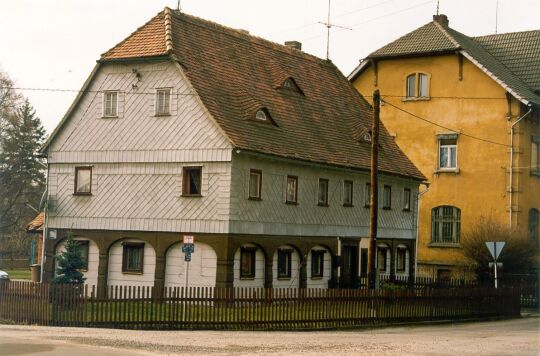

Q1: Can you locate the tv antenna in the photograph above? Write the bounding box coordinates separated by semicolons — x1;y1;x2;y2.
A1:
436;0;440;15
495;0;499;34
177;0;181;11
318;0;352;60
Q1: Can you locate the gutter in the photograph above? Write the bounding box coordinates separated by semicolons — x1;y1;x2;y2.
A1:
509;105;533;229
414;183;430;282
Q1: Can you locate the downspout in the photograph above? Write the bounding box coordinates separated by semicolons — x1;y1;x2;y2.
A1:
509;105;532;230
414;183;430;283
39;148;50;283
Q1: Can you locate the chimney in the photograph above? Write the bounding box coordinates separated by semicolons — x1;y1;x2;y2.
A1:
433;14;449;26
284;41;302;50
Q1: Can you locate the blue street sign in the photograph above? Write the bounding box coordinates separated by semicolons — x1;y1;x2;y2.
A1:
182;243;194;253
184;252;192;262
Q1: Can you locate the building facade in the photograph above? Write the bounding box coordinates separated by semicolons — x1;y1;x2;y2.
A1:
40;8;425;294
350;15;540;278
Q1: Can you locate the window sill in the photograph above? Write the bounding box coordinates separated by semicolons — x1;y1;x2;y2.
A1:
343;204;354;208
248;197;262;201
73;192;92;196
154;113;171;117
181;194;202;198
402;96;431;102
428;242;462;248
364;204;371;209
402;208;411;212
285;201;298;205
310;276;323;280
318;203;329;207
382;207;391;210
277;276;291;280
121;271;144;275
435;168;460;175
240;276;255;280
101;115;119;119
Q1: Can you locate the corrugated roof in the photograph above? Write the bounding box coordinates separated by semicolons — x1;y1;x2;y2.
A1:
100;8;425;180
27;212;44;233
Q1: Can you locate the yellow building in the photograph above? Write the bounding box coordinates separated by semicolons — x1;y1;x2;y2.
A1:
350;15;540;279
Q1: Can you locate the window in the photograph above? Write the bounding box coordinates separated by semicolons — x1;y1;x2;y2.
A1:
103;91;118;117
156;88;171;116
240;247;256;278
405;73;429;98
286;175;298;204
182;167;202;196
255;109;268;121
438;135;458;170
529;209;539;242
311;250;325;278
396;246;407;273
383;185;391;209
377;245;388;272
364;183;371;207
281;78;303;94
249;169;262;200
74;167;92;195
318;178;329;206
403;188;411;211
277;249;292;279
343;180;353;206
431;206;461;244
75;240;90;271
532;136;539;175
122;242;144;273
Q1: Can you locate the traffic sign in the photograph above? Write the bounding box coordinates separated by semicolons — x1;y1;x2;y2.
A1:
183;235;195;244
184;252;192;262
485;241;505;260
182;244;194;254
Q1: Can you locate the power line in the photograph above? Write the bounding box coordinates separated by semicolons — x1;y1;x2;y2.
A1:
381;98;510;147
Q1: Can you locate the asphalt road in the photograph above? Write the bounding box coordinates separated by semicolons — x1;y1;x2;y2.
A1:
0;316;539;355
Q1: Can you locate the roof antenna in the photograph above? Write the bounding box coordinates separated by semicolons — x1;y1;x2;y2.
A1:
318;0;352;60
436;0;440;15
495;0;499;34
177;0;181;11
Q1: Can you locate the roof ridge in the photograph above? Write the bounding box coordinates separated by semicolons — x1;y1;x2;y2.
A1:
170;9;329;66
474;29;540;39
164;7;173;53
433;21;461;49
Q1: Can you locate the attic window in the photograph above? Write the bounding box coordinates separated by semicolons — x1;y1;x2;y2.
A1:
255;109;269;121
363;132;372;143
280;78;302;94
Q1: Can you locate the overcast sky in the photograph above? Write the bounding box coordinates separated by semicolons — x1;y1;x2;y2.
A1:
1;0;539;133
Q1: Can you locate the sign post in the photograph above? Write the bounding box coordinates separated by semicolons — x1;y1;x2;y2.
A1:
485;241;505;288
182;235;195;288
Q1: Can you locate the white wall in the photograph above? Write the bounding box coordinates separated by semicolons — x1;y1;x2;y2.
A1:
306;245;332;289
107;238;155;288
233;244;265;288
55;237;99;289
272;245;300;288
164;242;217;288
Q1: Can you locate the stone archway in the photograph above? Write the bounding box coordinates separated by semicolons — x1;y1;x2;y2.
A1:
164;242;217;288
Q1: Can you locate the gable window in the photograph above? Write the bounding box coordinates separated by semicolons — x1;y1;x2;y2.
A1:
74;167;92;195
431;206;461;244
532;136;539;175
286;175;298;204
122;242;144;274
438;134;458;171
311;250;325;278
75;240;90;271
403;188;411;211
103;91;118;117
318;178;329;206
364;183;371;207
155;88;171;116
277;249;292;279
405;73;429;99
182;166;202;196
343;180;353;207
249;169;262;200
240;247;256;279
383;185;392;209
529;209;539;242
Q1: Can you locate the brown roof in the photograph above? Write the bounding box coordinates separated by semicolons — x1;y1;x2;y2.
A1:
27;212;44;233
102;8;424;180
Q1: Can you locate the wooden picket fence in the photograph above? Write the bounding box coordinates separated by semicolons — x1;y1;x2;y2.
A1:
0;281;520;330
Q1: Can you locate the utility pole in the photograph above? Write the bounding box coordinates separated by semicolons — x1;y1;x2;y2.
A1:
368;90;380;290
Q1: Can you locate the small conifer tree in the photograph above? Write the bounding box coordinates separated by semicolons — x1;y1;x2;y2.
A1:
53;234;86;284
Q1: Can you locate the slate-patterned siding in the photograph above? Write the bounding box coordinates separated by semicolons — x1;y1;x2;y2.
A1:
47;162;231;233
48;61;232;164
230;154;418;238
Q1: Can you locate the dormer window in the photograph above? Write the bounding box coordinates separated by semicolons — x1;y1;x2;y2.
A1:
279;77;303;95
405;72;429;99
362;131;372;143
255;109;268;121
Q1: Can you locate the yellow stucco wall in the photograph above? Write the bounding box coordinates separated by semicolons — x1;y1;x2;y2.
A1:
352;54;540;277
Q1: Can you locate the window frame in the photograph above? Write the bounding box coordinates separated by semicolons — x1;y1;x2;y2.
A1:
248;169;262;200
343;180;354;207
403;188;411;211
75;240;90;271
103;91;119;118
437;134;459;172
431;206;461;244
311;250;325;279
155;88;172;116
317;178;329;206
396;247;407;273
285;175;298;204
122;242;144;274
240;247;257;279
382;185;392;210
404;72;430;100
364;183;371;208
74;166;92;196
531;136;540;176
377;246;388;273
182;166;202;197
277;248;293;279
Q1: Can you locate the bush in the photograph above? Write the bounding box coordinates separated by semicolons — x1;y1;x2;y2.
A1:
461;217;538;280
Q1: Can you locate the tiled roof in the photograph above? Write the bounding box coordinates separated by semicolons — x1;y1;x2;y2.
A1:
27;212;44;232
351;17;540;106
101;8;425;180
